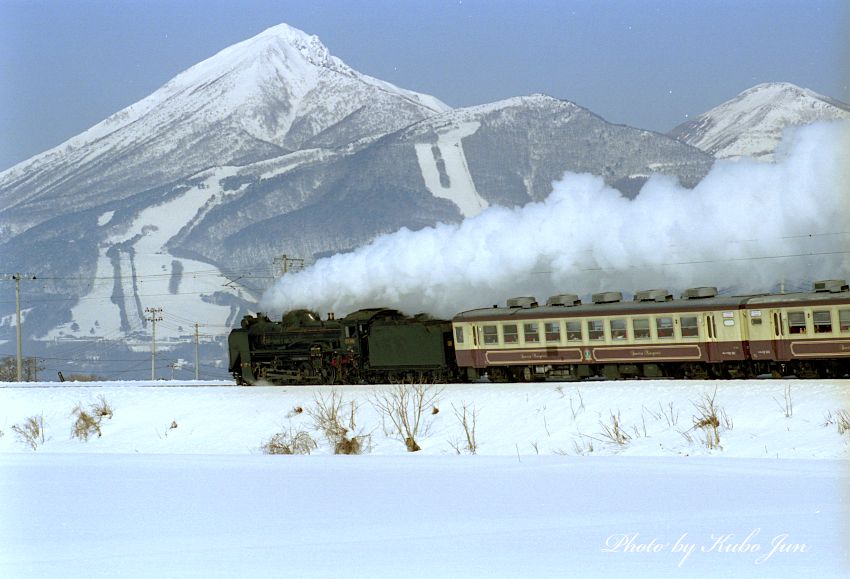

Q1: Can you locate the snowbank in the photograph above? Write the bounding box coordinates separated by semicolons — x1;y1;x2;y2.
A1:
1;379;848;577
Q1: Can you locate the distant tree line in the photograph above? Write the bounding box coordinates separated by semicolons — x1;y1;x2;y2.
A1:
0;356;44;381
0;357;103;382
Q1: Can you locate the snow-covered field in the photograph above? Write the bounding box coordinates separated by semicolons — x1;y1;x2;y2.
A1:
1;379;848;577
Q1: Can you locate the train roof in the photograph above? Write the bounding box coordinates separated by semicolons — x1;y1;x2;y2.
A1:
453;295;751;322
745;287;850;307
453;283;850;322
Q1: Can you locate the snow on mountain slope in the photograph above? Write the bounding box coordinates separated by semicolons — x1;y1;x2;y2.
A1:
46;168;248;344
0;23;447;239
670;82;850;160
414;121;489;217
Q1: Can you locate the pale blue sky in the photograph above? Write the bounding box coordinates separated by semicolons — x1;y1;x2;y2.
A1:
1;0;848;171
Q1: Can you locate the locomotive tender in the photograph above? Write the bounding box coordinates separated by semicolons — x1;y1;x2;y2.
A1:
229;280;850;384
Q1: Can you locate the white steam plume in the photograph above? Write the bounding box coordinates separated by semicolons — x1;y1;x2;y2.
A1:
262;121;850;318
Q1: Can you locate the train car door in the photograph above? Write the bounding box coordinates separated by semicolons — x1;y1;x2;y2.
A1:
770;310;787;360
704;313;719;361
707;310;747;361
745;308;782;361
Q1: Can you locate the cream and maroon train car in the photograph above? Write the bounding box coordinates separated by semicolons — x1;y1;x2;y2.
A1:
452;287;751;381
744;279;850;378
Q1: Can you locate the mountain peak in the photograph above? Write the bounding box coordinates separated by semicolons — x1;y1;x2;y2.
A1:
670;82;850;160
252;23;334;66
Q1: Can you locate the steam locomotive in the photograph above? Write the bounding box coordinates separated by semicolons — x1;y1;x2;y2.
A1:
228;279;850;384
228;308;459;385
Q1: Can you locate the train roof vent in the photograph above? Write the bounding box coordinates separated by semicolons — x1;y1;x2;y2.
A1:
546;293;581;306
681;287;718;299
546;294;581;306
634;289;673;302
592;291;623;304
507;296;538;308
812;279;848;293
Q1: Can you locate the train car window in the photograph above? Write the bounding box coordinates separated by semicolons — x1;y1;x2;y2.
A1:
656;317;674;339
523;323;540;343
566;320;582;341
544;322;561;342
840;309;850;332
788;311;806;334
633;318;650;339
503;324;519;343
681;316;699;338
813;311;832;333
588;320;604;340
482;325;498;344
455;327;464;344
610;319;627;340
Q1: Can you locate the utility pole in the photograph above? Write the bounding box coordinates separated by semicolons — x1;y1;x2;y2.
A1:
145;307;163;380
194;322;200;380
272;254;304;277
2;273;37;381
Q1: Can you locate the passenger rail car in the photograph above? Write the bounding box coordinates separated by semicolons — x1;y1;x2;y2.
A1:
451;280;850;381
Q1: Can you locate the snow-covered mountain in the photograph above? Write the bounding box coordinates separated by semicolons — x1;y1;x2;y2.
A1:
0;23;447;242
1;23;845;379
177;94;714;268
669;82;850;160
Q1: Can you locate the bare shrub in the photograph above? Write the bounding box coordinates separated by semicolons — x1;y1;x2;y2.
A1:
598;410;631;447
691;388;730;450
838;410;850;436
62;373;103;382
91;395;114;420
773;384;793;418
825;409;850;436
569;387;586;420
448;401;478;455
261;429;317;455
370;382;442;452
660;401;679;426
308;390;370;454
308;390;347;441
12;414;45;450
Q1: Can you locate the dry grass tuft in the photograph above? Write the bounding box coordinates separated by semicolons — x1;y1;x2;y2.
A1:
71;405;102;441
261;429;318;455
70;396;114;442
598;410;631;447
12;414;45;450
